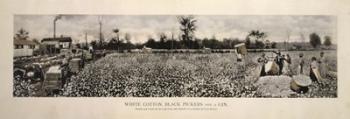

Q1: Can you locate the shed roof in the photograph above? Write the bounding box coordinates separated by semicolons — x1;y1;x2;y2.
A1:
14;39;38;45
42;37;72;42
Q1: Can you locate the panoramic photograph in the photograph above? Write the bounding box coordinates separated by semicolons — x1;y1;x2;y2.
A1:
13;15;337;97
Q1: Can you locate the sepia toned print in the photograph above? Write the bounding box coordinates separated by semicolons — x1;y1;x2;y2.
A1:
13;15;337;97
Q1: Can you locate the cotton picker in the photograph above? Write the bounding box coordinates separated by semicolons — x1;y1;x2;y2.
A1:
233;43;248;79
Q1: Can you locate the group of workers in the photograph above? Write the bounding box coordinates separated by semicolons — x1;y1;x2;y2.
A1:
257;50;327;82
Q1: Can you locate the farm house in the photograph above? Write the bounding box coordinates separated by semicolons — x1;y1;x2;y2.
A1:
14;39;39;57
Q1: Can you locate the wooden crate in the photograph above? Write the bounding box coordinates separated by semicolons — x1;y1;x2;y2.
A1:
44;65;62;90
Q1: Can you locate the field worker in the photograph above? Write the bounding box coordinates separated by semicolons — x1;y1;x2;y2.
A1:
234;48;243;62
61;55;69;68
258;53;268;63
61;55;71;86
318;52;325;63
318;52;327;77
258;53;268;76
285;54;291;64
88;46;94;60
282;54;292;76
310;57;321;82
298;53;305;74
273;50;284;75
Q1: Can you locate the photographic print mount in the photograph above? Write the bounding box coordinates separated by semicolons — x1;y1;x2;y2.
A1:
13;15;337;97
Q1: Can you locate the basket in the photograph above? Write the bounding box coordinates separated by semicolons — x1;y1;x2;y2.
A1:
290;75;312;93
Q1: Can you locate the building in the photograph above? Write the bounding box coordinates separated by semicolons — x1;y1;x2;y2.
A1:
41;37;72;54
14;39;39;57
42;37;72;49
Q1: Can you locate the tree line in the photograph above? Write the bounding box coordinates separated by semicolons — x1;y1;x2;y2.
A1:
15;15;333;51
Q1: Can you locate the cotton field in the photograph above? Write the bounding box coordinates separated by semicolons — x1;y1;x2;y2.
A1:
59;51;337;97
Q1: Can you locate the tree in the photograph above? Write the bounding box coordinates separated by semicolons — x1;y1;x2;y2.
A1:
324;35;332;47
271;42;277;48
144;37;156;48
245;37;251;48
107;38;118;50
112;28;120;50
178;15;197;48
248;30;267;42
255;40;265;49
158;33;167;49
15;28;29;40
90;41;97;49
309;33;321;48
247;30;267;49
265;40;271;49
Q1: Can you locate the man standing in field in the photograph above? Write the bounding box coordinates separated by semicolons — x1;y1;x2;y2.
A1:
273;50;284;75
298;53;305;74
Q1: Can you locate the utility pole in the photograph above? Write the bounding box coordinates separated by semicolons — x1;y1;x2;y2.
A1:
98;16;104;49
285;29;291;50
171;32;174;50
53;21;56;39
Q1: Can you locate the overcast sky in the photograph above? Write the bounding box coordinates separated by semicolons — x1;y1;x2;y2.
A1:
14;15;337;44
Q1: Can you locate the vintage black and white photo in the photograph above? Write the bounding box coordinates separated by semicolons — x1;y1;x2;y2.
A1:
13;15;337;97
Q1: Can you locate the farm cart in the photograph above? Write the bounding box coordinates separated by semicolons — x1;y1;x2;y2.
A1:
13;63;45;83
